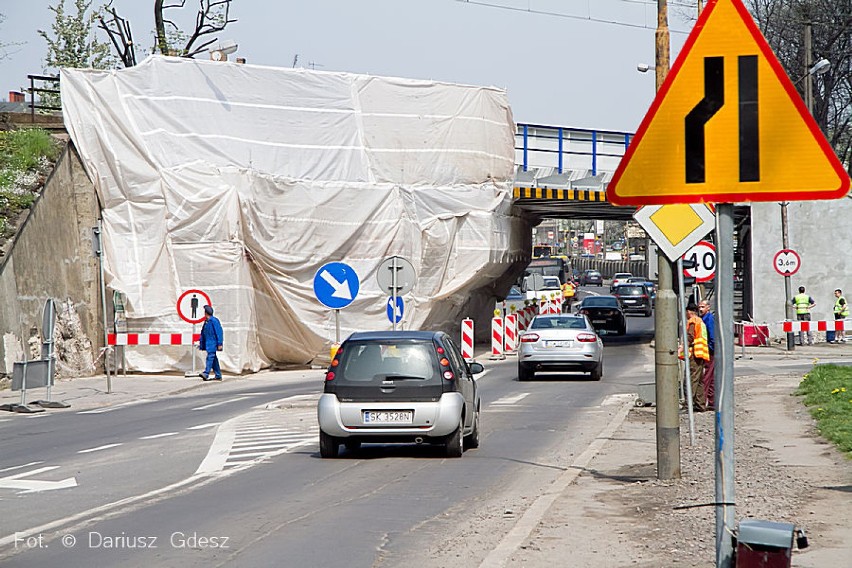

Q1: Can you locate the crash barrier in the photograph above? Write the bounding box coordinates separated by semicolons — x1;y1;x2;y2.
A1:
504;314;517;355
2;299;69;413
460;318;474;361
780;319;851;333
108;333;200;345
490;316;505;360
735;322;770;347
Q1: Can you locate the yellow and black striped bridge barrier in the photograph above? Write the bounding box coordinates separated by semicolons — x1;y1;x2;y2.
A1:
513;186;608;202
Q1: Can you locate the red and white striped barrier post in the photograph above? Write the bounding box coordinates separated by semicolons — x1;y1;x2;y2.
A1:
107;332;201;345
490;312;505;360
504;313;517;355
461;318;474;361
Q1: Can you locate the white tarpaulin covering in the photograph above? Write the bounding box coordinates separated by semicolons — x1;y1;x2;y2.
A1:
61;56;524;373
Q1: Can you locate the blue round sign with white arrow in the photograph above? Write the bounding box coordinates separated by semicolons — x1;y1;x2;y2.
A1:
387;296;404;323
313;262;360;309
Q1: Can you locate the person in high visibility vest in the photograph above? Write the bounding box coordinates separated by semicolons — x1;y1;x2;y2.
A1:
561;280;575;312
833;289;849;343
684;302;710;412
791;286;816;346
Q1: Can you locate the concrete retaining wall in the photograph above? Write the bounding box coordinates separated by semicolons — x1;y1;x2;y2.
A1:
0;143;102;376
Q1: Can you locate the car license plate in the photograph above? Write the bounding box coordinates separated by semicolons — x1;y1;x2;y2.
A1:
545;340;572;348
593;319;606;324
363;411;413;424
624;299;637;304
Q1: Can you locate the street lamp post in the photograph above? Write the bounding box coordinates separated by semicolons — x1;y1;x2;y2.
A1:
781;54;830;350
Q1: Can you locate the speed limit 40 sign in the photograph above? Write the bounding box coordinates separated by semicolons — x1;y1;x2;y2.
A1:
773;249;801;276
683;241;716;283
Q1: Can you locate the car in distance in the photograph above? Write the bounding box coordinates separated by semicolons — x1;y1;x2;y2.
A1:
627;277;656;306
576;295;626;336
517;314;603;381
317;330;483;458
496;284;525;317
580;269;603;286
610;272;633;292
612;284;653;316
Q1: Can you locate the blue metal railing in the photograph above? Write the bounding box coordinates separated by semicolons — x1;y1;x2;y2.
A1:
515;123;634;178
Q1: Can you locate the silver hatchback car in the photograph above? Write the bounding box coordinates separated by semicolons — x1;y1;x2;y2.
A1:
317;330;483;458
517;314;604;381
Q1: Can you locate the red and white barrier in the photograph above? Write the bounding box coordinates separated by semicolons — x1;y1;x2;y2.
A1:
460;318;474;361
108;333;200;346
504;314;517;354
490;317;505;360
782;320;851;333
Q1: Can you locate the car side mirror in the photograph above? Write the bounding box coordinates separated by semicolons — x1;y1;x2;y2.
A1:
468;361;484;375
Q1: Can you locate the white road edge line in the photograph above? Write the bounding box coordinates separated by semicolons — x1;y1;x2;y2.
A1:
76;399;153;414
186;422;220;430
192;397;249;411
491;393;530;405
77;443;123;454
138;432;179;440
478;394;634;568
0;461;44;474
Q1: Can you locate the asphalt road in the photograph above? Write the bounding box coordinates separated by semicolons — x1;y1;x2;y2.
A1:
0;287;656;567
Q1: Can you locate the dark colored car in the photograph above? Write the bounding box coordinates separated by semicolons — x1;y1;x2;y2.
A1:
612;284;653;317
580;269;603;286
576;295;626;335
627;277;656;306
317;330;483;458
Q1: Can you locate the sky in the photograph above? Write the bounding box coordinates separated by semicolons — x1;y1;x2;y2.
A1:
0;0;695;133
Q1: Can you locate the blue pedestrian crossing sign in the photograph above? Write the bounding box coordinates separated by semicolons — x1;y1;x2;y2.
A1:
314;262;360;309
387;296;404;323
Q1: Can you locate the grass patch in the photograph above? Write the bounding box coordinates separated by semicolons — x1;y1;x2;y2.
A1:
0;128;59;174
795;364;852;456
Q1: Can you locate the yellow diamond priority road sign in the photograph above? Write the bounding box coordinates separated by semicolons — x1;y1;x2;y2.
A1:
634;204;716;262
607;0;850;206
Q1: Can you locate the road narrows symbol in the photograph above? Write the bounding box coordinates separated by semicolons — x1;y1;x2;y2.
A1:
739;55;759;182
685;56;724;184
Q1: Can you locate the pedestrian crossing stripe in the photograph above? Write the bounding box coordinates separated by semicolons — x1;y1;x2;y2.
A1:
514;187;607;202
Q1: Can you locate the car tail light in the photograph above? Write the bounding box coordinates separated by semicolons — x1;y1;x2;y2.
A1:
520;333;540;343
576;333;597;342
326;371;335;381
579;309;589;315
443;371;454;380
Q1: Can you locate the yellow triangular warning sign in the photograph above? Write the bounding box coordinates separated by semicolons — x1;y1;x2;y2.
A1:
607;0;850;206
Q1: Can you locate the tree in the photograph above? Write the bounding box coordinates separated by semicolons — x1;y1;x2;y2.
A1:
99;0;236;67
39;0;115;72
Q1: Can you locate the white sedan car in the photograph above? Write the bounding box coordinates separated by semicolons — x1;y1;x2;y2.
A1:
517;314;604;381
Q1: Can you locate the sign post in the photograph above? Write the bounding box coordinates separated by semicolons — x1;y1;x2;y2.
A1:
178;289;211;377
607;1;850;565
377;256;416;332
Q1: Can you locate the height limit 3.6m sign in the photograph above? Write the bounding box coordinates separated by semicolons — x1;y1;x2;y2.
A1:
607;0;850;206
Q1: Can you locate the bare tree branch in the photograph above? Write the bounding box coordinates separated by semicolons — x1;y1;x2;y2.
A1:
98;4;136;67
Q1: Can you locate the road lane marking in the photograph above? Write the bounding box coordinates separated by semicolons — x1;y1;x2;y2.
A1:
478;394;634;568
186;422;220;430
0;465;78;493
192;397;249;411
0;461;44;474
77;443;123;454
491;393;530;405
77;399;153;414
138;432;179;440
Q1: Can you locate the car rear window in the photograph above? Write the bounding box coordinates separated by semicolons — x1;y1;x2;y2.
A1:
616;285;645;295
336;340;440;384
582;297;619;308
531;316;589;330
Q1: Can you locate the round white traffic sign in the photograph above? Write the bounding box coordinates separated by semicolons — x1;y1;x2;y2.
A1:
177;289;212;324
682;241;716;283
376;256;416;296
773;249;801;276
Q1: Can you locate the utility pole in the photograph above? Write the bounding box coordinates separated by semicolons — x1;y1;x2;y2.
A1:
653;0;681;480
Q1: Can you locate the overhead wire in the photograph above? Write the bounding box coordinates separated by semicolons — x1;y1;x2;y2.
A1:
455;0;696;34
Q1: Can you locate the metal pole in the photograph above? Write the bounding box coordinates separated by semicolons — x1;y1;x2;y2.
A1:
654;0;680;480
334;309;341;345
677;258;695;445
781;203;795;350
192;323;197;375
97;220;112;393
715;204;736;567
392;257;398;332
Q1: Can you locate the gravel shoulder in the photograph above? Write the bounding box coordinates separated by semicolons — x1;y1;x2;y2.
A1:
509;372;852;567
